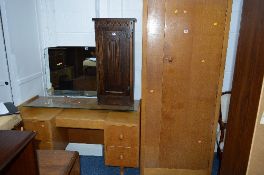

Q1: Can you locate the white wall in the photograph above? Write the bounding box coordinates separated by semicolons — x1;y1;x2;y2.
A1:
221;0;244;121
39;0;143;100
0;0;44;105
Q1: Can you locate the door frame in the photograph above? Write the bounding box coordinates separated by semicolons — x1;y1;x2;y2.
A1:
0;5;13;102
0;0;20;104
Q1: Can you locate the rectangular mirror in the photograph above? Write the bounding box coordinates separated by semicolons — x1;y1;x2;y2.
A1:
46;46;97;97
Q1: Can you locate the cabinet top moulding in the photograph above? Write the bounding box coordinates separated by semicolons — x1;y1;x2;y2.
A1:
92;18;137;32
92;18;137;30
92;18;137;21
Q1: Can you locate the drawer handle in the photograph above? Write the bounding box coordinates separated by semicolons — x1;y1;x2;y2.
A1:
119;134;124;140
119;154;124;160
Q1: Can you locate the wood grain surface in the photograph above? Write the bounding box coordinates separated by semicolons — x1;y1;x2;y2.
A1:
68;129;104;144
56;109;108;129
37;150;80;175
142;0;166;167
21;107;68;150
0;131;38;175
56;107;139;129
207;0;233;173
144;168;208;175
93;18;136;106
220;0;264;174
105;146;139;168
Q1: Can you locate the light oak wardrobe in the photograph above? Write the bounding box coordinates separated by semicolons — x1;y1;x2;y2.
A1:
141;0;232;174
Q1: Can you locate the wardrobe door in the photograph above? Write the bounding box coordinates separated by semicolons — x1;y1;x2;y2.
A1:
159;0;228;169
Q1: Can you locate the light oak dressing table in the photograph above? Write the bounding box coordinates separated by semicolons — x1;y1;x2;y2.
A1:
20;96;140;171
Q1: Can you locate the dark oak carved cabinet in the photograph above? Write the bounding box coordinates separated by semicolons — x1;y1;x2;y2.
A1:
93;18;136;106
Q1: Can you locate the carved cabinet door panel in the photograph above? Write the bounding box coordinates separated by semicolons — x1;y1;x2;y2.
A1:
93;18;136;106
101;31;130;97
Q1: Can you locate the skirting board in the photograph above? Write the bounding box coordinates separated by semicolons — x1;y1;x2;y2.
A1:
144;168;208;175
66;143;103;156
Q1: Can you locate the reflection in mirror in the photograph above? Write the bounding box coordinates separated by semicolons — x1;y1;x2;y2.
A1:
46;46;97;97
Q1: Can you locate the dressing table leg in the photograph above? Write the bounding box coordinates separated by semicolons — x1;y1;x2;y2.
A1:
120;166;124;175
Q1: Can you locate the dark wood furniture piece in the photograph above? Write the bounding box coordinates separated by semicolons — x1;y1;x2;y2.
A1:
37;150;80;175
0;130;39;175
220;0;264;174
141;0;232;174
93;18;136;106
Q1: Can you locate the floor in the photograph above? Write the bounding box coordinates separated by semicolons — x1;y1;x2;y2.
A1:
212;153;220;175
80;154;220;175
80;156;140;175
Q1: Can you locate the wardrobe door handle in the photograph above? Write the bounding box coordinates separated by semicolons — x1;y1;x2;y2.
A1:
119;154;124;160
164;57;173;63
119;134;124;140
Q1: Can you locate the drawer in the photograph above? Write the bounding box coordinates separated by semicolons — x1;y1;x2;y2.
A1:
23;120;51;141
105;125;138;147
105;146;139;168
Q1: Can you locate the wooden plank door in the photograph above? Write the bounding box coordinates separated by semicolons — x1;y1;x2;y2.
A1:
159;0;228;169
94;19;135;106
100;30;131;97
